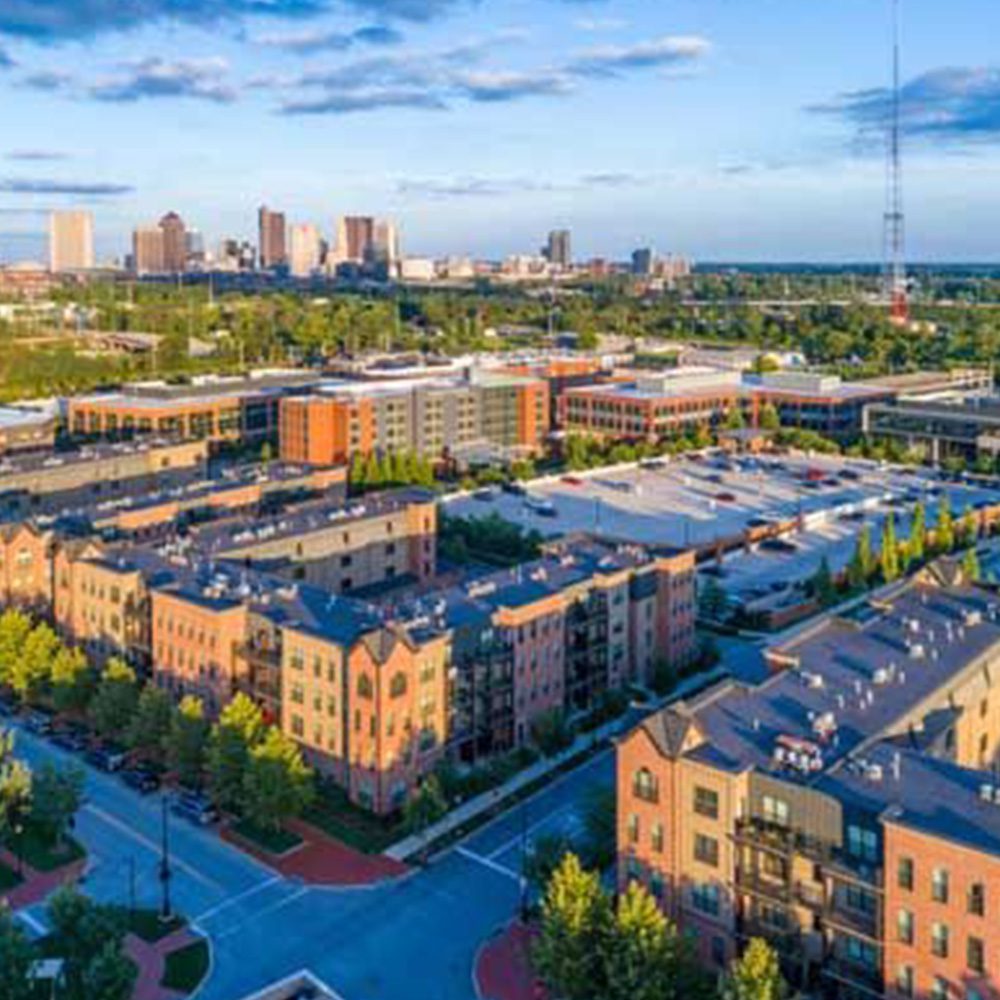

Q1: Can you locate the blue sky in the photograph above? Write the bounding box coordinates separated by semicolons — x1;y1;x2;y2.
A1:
1;0;999;264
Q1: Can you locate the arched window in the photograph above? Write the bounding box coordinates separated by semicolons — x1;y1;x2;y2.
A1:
633;767;658;803
357;674;373;700
390;672;408;699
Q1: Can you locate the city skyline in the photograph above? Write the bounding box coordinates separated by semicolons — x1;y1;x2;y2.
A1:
1;0;1000;263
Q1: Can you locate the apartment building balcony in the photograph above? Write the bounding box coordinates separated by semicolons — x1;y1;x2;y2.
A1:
737;919;803;959
825;852;884;891
235;641;282;669
732;817;795;855
734;868;791;905
824;902;882;943
821;957;883;998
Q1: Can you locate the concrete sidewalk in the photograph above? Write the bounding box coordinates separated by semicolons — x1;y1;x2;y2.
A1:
385;666;726;862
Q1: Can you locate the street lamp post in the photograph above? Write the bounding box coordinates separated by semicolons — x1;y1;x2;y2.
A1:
158;798;172;923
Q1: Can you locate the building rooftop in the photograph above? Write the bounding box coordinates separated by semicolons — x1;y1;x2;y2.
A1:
0;438;202;481
0;406;53;431
670;582;1000;783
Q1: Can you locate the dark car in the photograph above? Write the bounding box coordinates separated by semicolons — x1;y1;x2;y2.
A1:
51;727;89;753
24;710;54;735
501;481;527;496
121;767;161;795
171;791;219;826
471;488;496;502
715;492;737;503
760;538;799;554
839;469;861;481
86;743;128;773
747;517;773;529
561;476;584;487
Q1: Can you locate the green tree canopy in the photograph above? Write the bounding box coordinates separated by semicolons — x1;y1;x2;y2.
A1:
722;938;788;1000
88;659;139;741
166;695;210;789
241;727;314;832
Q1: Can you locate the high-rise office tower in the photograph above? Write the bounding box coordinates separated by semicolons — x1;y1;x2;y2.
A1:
258;206;287;270
133;226;166;275
374;220;401;265
49;211;95;272
288;223;322;278
340;216;376;263
631;247;655;276
158;212;188;273
546;229;572;269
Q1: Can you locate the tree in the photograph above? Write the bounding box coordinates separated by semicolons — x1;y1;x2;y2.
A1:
757;403;781;432
126;684;173;761
11;622;60;701
810;555;836;607
88;659;138;741
721;938;787;1000
82;940;136;1000
963;545;982;583
880;512;900;583
724;406;746;431
29;762;83;849
935;495;955;554
241;727;314;832
579;785;616;871
908;501;926;566
847;523;874;590
533;853;611;1000
46;887;130;1000
51;646;95;715
698;576;728;620
207;693;266;813
166;695;210;789
0;906;35;1000
531;707;573;758
0;730;32;852
959;504;979;549
524;833;574;896
403;774;448;836
0;609;31;691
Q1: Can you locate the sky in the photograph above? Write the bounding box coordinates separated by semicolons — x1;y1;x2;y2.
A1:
1;0;999;264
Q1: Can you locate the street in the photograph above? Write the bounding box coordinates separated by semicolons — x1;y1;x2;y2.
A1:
10;724;614;1000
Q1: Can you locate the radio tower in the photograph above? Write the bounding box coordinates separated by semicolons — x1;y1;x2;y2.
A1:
884;0;908;325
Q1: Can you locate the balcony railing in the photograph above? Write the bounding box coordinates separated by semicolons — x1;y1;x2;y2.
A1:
825;902;882;942
734;869;791;905
822;957;884;997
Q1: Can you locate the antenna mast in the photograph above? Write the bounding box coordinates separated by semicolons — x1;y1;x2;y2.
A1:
885;0;908;325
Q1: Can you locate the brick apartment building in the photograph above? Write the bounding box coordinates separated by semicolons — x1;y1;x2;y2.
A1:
616;577;1000;999
279;372;549;466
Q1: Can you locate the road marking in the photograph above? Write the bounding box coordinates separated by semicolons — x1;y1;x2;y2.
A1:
17;910;47;936
487;803;574;862
193;874;283;924
455;847;522;884
214;885;310;940
82;804;221;891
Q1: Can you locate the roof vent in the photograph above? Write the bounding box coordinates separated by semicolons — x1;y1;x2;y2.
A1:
909;644;925;660
980;783;995;802
865;763;884;782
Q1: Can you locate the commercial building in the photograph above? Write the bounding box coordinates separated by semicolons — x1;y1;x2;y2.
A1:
159;212;188;274
560;369;893;442
49;211;94;273
0;406;56;456
258;206;287;270
132;226;165;275
546;230;572;269
337;216;376;264
279;372;550;466
288;223;322;278
616;575;1000;997
68;371;321;446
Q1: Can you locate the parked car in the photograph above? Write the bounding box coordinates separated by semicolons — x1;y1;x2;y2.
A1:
86;743;128;773
561;476;584;487
715;492;737;503
121;767;161;795
170;791;219;826
839;468;861;481
51;727;89;753
471;487;496;502
24;710;53;735
747;517;773;528
760;538;799;554
501;481;527;496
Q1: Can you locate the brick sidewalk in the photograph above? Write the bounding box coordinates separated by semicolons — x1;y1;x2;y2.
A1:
0;845;85;911
126;926;202;1000
475;921;542;1000
221;818;407;886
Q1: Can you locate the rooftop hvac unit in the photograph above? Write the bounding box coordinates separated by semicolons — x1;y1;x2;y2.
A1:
865;764;884;782
982;784;997;802
873;668;890;685
909;644;925;659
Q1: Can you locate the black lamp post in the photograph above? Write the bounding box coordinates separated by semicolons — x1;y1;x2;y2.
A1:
158;798;172;922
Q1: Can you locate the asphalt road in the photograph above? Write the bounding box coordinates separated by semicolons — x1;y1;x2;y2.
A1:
10;724;614;1000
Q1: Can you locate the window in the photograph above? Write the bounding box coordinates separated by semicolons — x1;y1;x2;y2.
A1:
931;976;948;1000
290;714;304;737
691;883;720;916
968;882;985;917
762;795;790;827
968;936;985;974
694;834;719;868
651;822;664;853
896;965;914;998
898;856;914;891
633;768;658;803
847;824;878;862
357;674;373;700
931;922;949;959
627;814;639;844
389;673;408;699
694;786;719;819
897;909;914;945
932;868;950;904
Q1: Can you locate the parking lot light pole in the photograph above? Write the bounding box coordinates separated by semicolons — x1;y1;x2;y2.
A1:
159;798;172;922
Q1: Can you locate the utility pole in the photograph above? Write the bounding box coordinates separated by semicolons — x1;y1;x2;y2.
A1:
159;798;172;922
884;0;908;325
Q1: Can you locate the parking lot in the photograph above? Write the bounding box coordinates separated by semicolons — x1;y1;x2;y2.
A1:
445;452;1000;607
